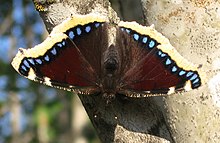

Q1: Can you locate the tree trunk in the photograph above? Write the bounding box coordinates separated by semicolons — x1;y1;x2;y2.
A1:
32;0;220;142
142;0;220;142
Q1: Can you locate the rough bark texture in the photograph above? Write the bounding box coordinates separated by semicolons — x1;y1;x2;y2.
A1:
33;0;219;142
142;0;220;142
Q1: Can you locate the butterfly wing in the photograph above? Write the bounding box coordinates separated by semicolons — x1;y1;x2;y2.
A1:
11;14;108;95
51;14;108;78
116;21;203;96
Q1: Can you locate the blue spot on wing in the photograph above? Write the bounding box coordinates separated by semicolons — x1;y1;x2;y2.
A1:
172;66;177;72
179;70;186;76
142;37;148;43
23;60;30;68
85;26;91;33
192;78;199;84
51;48;57;55
186;71;193;77
133;34;139;41
68;31;74;39
125;29;130;34
57;43;62;48
19;68;27;76
28;59;35;65
157;50;166;57
76;27;82;35
161;53;166;57
95;23;100;28
21;65;27;71
190;74;198;81
44;55;49;61
149;40;155;48
35;59;42;64
165;58;172;65
62;40;66;46
158;50;162;56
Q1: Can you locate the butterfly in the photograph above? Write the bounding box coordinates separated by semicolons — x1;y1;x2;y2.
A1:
11;13;203;98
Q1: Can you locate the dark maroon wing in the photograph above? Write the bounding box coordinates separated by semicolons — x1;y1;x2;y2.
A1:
116;22;202;96
63;22;108;79
12;21;108;95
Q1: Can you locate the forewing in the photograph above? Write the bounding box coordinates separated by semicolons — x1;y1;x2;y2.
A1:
11;14;108;95
116;21;204;97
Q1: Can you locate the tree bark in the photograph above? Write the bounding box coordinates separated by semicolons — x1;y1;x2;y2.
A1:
142;0;220;142
32;0;220;142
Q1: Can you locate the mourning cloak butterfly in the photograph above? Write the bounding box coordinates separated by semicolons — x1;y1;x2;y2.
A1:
11;14;204;97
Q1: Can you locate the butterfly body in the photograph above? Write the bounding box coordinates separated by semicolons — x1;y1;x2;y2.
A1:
11;14;204;97
100;44;118;95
